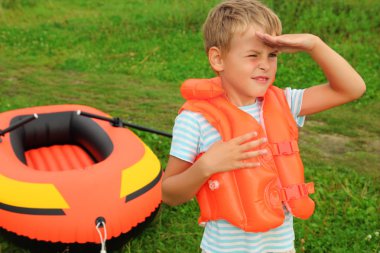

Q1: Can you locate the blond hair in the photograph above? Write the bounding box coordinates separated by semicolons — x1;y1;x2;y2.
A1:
203;0;282;54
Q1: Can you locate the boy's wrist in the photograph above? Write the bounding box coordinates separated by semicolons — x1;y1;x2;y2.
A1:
307;35;324;55
194;158;213;179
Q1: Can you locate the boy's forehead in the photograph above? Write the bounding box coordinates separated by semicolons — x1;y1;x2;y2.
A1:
230;26;276;50
230;23;275;41
238;24;275;36
232;25;262;41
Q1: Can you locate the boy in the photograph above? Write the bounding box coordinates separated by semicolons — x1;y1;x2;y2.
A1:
162;0;366;252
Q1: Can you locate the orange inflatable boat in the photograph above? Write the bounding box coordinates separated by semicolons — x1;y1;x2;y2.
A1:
0;105;162;248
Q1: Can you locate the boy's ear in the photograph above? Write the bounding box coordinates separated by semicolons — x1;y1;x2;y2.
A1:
208;47;224;72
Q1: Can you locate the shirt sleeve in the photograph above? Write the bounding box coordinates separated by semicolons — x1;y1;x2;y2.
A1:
284;87;306;127
169;110;201;163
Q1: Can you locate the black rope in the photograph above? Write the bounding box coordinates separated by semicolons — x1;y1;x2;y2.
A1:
77;111;172;138
0;114;38;137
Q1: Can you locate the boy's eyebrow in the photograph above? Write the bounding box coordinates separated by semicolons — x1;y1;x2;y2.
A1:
246;50;260;54
245;49;279;54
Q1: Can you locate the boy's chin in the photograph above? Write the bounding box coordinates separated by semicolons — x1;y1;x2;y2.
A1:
249;88;270;98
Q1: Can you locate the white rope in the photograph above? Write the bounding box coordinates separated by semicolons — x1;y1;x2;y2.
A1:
96;221;107;253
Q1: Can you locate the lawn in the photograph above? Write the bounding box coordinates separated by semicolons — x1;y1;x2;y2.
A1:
0;0;379;252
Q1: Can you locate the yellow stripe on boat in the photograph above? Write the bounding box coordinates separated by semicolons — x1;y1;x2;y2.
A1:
120;144;161;198
0;174;69;209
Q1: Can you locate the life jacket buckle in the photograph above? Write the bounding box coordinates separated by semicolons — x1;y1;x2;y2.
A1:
272;141;299;156
281;182;314;201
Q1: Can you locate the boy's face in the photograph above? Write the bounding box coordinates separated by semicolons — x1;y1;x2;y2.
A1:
218;25;278;105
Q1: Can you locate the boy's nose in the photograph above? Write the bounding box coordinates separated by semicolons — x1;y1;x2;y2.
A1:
258;60;269;71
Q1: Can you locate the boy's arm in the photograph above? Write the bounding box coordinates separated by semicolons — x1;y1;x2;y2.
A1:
256;32;366;116
162;156;209;206
162;132;267;206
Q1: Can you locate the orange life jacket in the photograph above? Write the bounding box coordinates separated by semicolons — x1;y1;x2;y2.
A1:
179;77;315;232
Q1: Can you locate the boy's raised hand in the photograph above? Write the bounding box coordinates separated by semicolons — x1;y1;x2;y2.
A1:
256;30;365;117
256;31;320;54
196;131;267;177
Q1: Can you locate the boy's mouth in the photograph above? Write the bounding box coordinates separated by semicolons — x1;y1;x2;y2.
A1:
252;76;269;84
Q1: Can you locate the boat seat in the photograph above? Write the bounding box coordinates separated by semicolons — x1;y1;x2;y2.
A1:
25;144;95;171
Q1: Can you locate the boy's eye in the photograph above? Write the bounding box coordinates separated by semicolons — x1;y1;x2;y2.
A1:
248;55;258;58
269;53;278;58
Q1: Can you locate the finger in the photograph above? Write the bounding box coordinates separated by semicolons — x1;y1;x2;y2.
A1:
264;37;285;48
257;32;295;49
256;31;278;45
232;131;258;144
239;149;267;160
239;137;267;151
234;161;261;169
256;31;273;40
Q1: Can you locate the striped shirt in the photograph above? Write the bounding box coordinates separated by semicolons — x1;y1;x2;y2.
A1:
170;88;305;253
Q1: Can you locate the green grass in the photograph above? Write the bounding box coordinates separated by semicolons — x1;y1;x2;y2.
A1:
0;0;379;252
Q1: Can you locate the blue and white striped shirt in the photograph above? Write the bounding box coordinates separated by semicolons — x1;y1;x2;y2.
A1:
170;88;305;253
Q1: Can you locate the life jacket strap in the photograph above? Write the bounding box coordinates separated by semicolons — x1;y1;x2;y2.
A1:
281;182;315;202
271;140;299;156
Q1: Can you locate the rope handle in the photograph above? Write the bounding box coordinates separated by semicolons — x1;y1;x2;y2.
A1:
77;110;172;138
95;217;107;253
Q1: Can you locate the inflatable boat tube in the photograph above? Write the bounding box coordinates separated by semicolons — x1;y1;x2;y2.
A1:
0;104;162;244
